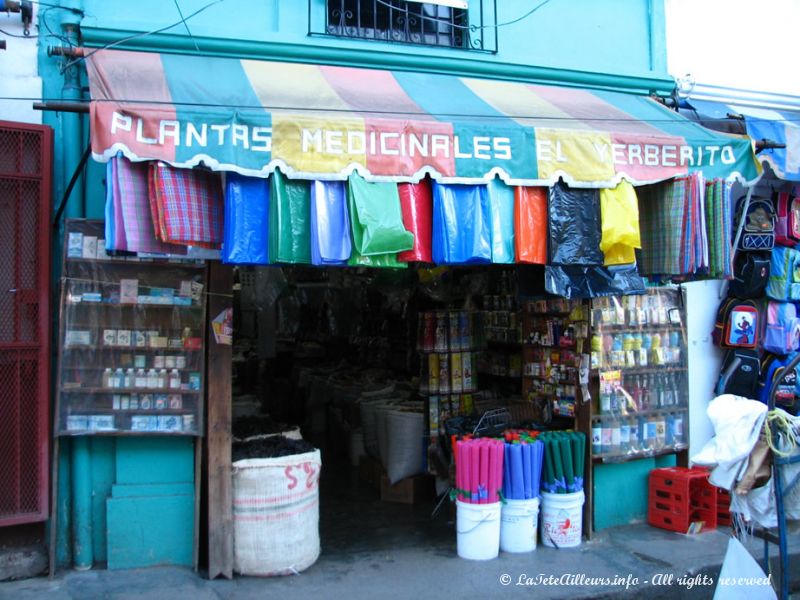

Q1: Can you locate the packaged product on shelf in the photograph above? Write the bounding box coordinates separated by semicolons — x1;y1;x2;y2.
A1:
119;279;139;304
129;395;139;409
66;415;88;431
134;331;147;347
155;394;168;410
462;352;474;390
134;354;146;369
90;415;114;431
428;353;439;393
434;313;448;352
140;394;153;409
182;414;195;431
67;232;83;257
112;395;121;410
82;236;97;259
451;352;463;393
448;311;461;351
158;416;182;432
439;356;450;394
428;396;439;436
117;330;131;347
168;394;182;409
189;372;201;390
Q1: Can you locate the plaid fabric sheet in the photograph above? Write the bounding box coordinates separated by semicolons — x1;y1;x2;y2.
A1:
149;162;224;248
115;156;186;255
639;177;687;275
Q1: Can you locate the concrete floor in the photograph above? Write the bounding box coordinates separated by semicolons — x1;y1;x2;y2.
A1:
2;452;798;600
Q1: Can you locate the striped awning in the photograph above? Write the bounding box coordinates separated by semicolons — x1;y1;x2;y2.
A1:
86;49;761;187
688;99;800;182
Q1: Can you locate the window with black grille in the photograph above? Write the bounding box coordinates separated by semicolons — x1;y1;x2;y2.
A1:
325;0;469;49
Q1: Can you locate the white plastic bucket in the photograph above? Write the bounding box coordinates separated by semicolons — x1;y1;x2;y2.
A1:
456;500;501;560
500;497;540;553
540;490;584;548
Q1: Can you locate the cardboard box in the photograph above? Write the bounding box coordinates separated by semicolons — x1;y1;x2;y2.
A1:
380;474;435;505
358;455;384;491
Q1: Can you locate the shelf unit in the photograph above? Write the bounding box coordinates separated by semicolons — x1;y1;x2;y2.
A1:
54;219;208;436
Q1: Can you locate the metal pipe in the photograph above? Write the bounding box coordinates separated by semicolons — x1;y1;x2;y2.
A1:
70;437;93;570
79;28;677;95
33;101;90;113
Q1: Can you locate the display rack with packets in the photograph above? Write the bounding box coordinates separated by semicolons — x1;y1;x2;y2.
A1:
55;219;208;436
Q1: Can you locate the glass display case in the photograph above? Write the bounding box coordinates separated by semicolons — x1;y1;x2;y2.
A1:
54;219;207;435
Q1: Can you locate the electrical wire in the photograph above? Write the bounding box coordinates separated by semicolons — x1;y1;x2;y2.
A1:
172;0;200;52
60;0;223;71
0;27;35;38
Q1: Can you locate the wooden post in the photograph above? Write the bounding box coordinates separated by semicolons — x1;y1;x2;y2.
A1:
205;262;233;579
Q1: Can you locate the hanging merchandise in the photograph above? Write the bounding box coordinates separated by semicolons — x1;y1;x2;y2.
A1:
397;181;433;263
104;159;126;252
115;157;187;255
544;265;645;299
514;186;547;264
712;297;760;349
538;431;585;494
269;170;312;264
716;348;760;399
757;354;799;412
599;180;641;266
348;172;414;256
729;253;770;299
639;175;708;276
763;301;800;355
486;178;515;264
454;438;504;504
347;244;407;269
766;246;800;301
148;162;224;248
310;180;351;266
222;173;270;265
548;182;603;266
775;188;800;246
502;440;544;500
704;179;734;278
735;196;775;252
431;182;492;265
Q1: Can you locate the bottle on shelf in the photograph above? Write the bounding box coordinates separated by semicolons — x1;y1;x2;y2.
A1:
169;369;181;389
609;417;621;455
628;416;640;452
157;369;167;388
124;368;133;388
601;420;612;456
674;410;685;445
592;421;602;455
135;368;147;388
147;368;158;389
654;412;666;450
102;368;112;388
114;368;124;389
619;418;630;454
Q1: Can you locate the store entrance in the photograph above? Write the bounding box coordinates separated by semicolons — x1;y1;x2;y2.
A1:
229;265;524;557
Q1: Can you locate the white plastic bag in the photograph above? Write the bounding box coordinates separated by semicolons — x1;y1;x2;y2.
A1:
712;536;776;600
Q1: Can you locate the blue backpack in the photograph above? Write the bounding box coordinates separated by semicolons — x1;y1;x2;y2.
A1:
758;353;799;412
763;301;800;355
766;246;800;301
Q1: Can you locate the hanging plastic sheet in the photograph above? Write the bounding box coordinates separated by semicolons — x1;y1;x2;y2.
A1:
269;170;311;264
348;173;414;256
599;181;641;266
548;182;603;266
486;178;515;264
310;180;351;266
544;265;645;299
514;186;547;264
431;182;492;265
397;181;433;263
347;247;407;269
222;173;270;265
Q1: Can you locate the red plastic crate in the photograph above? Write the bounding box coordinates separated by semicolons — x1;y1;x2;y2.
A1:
648;467;718;533
717;488;732;527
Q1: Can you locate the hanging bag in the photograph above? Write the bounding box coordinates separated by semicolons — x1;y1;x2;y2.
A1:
222;173;270;265
766;246;798;300
712;297;760;349
729;252;770;299
310;180;351;265
269;170;312;264
763;301;800;355
431;182;492;265
348;173;414;256
716;348;760;399
486;178;515;264
548;182;603;266
599;181;641;266
735;197;775;251
775;190;800;246
514;186;547;264
397;181;433;263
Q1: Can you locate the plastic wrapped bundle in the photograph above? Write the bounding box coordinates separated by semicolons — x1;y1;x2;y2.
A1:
432;182;492;265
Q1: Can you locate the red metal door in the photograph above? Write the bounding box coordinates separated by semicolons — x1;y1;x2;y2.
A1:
0;120;52;526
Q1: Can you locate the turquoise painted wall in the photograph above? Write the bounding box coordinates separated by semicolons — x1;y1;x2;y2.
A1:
593;454;677;531
77;0;669;92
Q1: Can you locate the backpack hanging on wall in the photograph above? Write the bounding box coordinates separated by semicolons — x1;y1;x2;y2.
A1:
766;245;800;301
712;297;760;349
716;348;760;399
735;197;775;251
763;301;800;355
758;353;799;412
729;252;770;299
775;190;800;246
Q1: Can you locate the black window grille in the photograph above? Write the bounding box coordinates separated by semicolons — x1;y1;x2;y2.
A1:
310;0;497;53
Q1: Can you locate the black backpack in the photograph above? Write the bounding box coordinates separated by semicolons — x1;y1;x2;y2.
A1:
716;348;760;399
729;252;770;299
736;197;775;251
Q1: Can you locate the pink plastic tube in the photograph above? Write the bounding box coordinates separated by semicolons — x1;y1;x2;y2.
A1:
479;441;490;504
